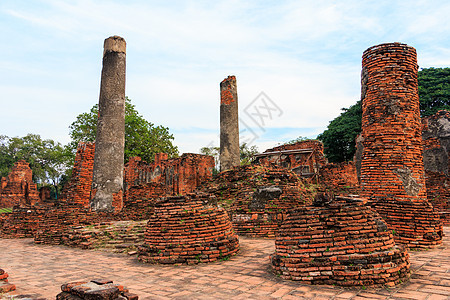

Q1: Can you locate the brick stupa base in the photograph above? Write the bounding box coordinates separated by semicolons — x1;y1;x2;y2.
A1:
271;196;410;287
138;194;239;264
368;199;443;248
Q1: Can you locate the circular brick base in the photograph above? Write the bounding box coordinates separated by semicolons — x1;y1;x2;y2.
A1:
271;196;410;287
138;194;239;264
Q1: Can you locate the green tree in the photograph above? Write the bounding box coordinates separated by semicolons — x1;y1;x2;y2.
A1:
240;143;259;165
0;134;71;198
418;67;450;116
317;67;450;163
200;143;259;173
317;101;362;163
69;97;179;163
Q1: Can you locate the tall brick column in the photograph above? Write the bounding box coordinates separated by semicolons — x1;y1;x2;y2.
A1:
220;75;240;171
360;43;442;248
91;36;126;212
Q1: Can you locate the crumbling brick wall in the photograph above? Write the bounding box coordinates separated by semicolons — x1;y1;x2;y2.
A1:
422;110;450;223
271;196;410;287
360;43;442;248
124;153;215;196
198;164;315;238
253;140;327;181
318;161;360;194
138;193;239;264
0;160;39;208
0;207;47;238
60;142;95;208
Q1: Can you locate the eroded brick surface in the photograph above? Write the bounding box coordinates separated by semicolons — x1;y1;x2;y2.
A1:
0;160;39;208
271;196;410;287
0;268;16;294
318;161;360;194
56;279;138;300
198;164;315;237
360;43;443;248
422;110;450;224
60;142;95;208
254;140;327;182
138;193;239;264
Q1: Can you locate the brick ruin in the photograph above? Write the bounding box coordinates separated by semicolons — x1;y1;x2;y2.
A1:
124;153;214;199
138;193;239;264
1;36;450;295
198;164;315;237
0;268;16;294
360;43;442;248
271;196;410;286
60;142;95;208
253;140;327;181
254;140;359;192
58;143;214;218
422;110;450;224
0;160;39;208
355;109;450;224
56;280;138;300
318;162;359;194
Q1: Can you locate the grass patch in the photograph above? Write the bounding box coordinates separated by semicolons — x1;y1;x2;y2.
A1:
0;207;13;214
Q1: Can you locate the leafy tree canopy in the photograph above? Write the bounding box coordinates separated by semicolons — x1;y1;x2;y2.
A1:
69;97;179;163
0;134;71;198
418;67;450;116
317;67;450;163
317;101;362;163
200;142;259;173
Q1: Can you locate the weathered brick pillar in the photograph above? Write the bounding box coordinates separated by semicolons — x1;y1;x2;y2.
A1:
360;43;442;248
91;36;126;212
220;75;240;171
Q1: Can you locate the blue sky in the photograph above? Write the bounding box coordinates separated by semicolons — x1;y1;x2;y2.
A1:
1;0;450;154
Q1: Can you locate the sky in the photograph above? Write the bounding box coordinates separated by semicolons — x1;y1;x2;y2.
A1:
1;0;450;155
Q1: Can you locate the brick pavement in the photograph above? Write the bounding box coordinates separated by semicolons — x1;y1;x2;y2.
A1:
0;228;449;300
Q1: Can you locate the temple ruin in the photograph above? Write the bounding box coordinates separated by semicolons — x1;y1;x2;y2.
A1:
198;164;315;237
0;160;39;208
91;36;127;212
138;193;239;264
271;196;410;286
1;36;449;298
360;43;443;247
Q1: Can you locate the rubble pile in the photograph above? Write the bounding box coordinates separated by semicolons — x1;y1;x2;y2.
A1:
56;279;138;300
0;268;15;294
198;164;315;237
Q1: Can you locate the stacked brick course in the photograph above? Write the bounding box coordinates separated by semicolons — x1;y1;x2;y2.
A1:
138;194;239;264
0;268;16;293
421;110;450;224
360;43;442;248
254;140;327;182
318;161;359;194
0;160;39;207
271;196;410;287
56;279;138;300
34;208;116;245
198;164;315;237
124;153;214;197
0;207;46;238
60;142;95;208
